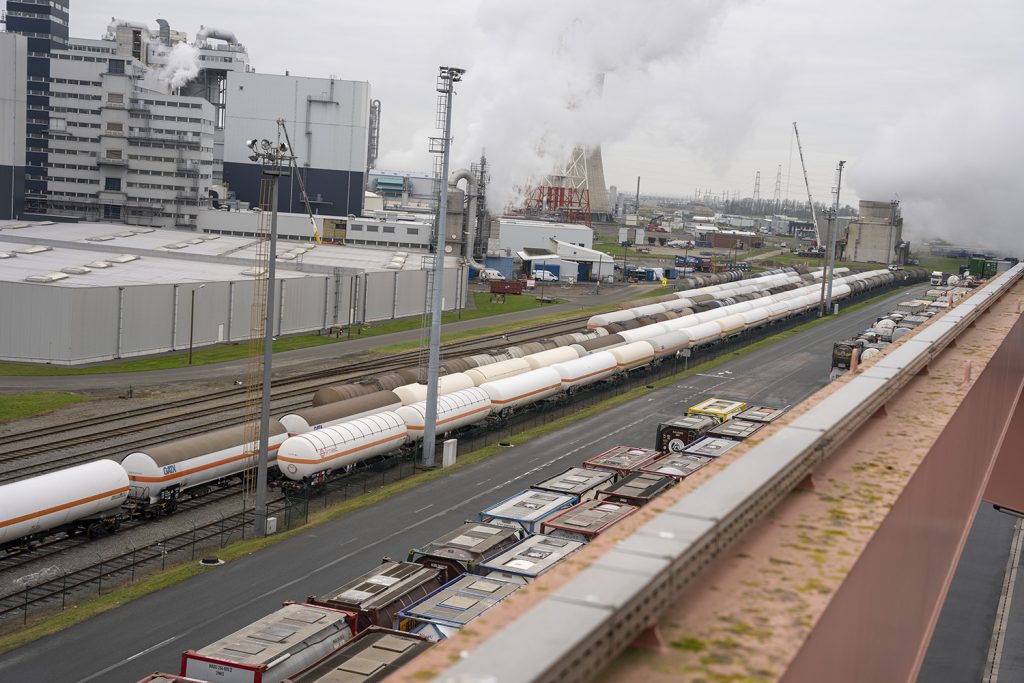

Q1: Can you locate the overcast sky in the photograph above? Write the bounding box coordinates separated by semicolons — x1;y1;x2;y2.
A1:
72;1;1023;251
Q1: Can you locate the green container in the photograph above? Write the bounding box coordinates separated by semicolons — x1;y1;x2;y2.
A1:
969;257;987;278
983;260;998;278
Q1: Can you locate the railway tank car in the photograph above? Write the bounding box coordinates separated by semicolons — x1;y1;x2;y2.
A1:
278;412;407;481
0;460;130;548
396;388;492;438
280;391;402;435
122;421;289;509
480;367;563;414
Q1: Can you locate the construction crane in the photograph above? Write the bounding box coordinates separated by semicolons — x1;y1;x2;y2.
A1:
792;122;820;245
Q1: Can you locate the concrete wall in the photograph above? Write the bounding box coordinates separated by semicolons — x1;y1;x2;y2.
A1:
0;33;27;220
846;222;902;265
0;266;467;364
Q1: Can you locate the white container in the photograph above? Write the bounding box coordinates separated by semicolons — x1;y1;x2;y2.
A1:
277;412;407;480
122;422;288;504
647;330;693;358
608;341;656;370
687;321;722;347
481;367;562;411
587;310;637;329
397;388;492;439
551;351;618;389
714;314;747;338
393;373;475;405
522;347;579;370
0;461;129;546
618;322;669;344
465;358;531;386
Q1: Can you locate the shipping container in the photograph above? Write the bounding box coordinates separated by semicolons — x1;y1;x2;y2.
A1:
596;471;675;506
478;489;577;535
687;397;748;423
398;574;521;641
531;466;615;501
707;418;764;441
407;522;523;582
640;453;714;479
583;446;660;479
281;628;432;683
684;436;742;459
735;405;787;424
479;534;584;585
489;280;523;295
541;499;638;543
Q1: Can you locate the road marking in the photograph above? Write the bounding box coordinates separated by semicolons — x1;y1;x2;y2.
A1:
413;504;434;513
984;517;1024;683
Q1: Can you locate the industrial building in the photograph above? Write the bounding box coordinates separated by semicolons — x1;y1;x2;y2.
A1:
0;7;373;225
842;199;908;265
0;220;465;364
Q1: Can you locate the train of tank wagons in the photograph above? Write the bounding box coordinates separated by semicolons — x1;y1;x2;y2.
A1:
140;397;779;683
0;267;911;552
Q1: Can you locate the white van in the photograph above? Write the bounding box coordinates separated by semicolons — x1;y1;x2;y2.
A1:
478;268;506;281
531;270;559;282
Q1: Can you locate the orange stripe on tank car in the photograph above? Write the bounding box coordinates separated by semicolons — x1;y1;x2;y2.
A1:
0;486;129;529
405;405;491;431
277;433;406;465
489;383;562;405
560;366;615;383
616;354;654;368
128;443;282;483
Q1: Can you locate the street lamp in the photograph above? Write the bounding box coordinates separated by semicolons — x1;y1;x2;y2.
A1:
187;284;205;365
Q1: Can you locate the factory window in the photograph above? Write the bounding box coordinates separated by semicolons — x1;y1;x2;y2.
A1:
108;93;124;104
107;59;125;75
104;177;121;191
350;224;362;231
366;225;378;232
383;226;395;233
106;122;123;132
406;228;419;235
105;149;122;160
103;204;121;220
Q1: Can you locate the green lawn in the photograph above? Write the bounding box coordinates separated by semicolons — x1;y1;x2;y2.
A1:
909;255;968;274
0;392;88;422
0;292;558;377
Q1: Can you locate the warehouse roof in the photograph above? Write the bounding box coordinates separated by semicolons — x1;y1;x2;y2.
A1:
497;217;593;233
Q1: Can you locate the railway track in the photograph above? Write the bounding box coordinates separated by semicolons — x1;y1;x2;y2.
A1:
0;316;589;484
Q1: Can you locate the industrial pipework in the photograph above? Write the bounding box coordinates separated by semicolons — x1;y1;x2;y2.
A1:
449;168;487;271
196;26;240;46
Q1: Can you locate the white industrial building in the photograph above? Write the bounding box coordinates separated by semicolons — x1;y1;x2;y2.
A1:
0;32;26;220
0;221;466;364
489;218;593;256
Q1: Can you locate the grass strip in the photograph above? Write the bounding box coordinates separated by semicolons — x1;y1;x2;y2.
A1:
0;392;88;422
0;282;919;653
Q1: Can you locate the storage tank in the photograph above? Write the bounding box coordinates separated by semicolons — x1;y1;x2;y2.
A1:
465;358;531;385
123;422;289;504
280;390;402;434
872;319;897;340
647;329;693;358
618;323;669;344
0;460;129;547
311;382;377;407
396;388;492;438
687;321;722;347
714;314;747;338
277;412;407;480
608;341;656;370
892;327;912;342
393;373;475;405
860;347;881;362
523;347;579;370
551;351;618;390
481;367;562;412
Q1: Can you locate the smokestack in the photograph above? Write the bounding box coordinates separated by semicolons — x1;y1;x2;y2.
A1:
156;18;170;46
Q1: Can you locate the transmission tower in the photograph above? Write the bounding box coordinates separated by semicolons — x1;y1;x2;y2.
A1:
752;171;761;213
772;164;782;213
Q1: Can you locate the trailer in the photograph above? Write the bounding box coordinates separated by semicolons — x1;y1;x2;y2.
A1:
531;466;615;502
306;561;445;632
479;534;584;585
398;574;521;641
407;522;523;582
596;471;675;507
707;418;764;441
541;499;638;543
735;405;787;424
686;398;748;424
281;627;432;683
180;602;356;683
582;446;660;480
640;452;714;479
683;436;742;459
655;415;718;453
478;489;576;535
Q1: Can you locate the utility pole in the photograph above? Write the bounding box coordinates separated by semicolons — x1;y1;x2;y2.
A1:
824;160;845;313
421;66;465;469
634;175;640;226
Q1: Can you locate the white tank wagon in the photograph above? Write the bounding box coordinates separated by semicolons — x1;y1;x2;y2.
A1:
481;367;562;414
523;346;579;370
278;412;407;481
647;329;694;359
465;358;531;386
0;461;129;548
280;391;401;435
617;323;669;344
393;373;475;405
551;351;618;391
397;388;492;439
739;307;771;329
122;422;288;507
587;309;638;329
686;321;723;348
714;314;747;339
608;341;656;371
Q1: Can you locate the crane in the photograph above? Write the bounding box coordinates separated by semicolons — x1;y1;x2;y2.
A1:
792;122;820;245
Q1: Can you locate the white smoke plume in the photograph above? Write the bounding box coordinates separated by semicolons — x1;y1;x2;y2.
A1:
156;42;201;91
853;79;1024;255
442;1;743;211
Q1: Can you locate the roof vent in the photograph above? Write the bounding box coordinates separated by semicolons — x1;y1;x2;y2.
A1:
25;272;70;283
0;252;14;259
61;266;92;275
115;231;136;238
277;252;297;261
87;260;113;268
86;235;116;242
14;245;51;254
36;221;56;226
130;228;155;234
199;234;220;241
186;238;204;245
241;267;266;277
164;243;187;249
108;254;139;263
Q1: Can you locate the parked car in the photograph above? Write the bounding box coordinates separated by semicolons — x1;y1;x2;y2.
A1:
478;268;506;281
531;270;559;282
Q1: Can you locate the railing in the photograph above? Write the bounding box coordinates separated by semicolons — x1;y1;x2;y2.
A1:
439;264;1024;683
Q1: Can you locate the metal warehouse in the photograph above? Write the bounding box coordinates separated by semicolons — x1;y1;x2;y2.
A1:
0;221;465;364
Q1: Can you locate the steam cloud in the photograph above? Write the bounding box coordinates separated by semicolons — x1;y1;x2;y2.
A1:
853;80;1023;255
157;42;201;90
446;1;741;211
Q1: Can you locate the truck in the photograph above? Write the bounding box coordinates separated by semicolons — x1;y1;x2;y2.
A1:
929;271;945;286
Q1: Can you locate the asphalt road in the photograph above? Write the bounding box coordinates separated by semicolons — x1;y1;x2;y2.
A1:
0;284;928;683
918;504;1024;683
